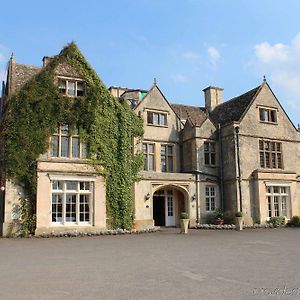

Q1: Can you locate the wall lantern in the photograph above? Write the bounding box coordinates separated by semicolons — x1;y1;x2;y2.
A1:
191;193;196;201
145;192;151;201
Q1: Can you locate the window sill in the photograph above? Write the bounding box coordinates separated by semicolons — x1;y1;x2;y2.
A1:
47;157;89;162
259;121;278;125
146;124;168;128
51;223;92;226
259;167;284;171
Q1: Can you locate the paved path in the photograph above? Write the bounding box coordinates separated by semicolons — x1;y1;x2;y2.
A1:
0;228;299;300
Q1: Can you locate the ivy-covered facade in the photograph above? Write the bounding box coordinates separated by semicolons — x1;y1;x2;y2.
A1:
0;43;143;236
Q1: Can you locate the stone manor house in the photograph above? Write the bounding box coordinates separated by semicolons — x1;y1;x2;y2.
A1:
0;45;299;236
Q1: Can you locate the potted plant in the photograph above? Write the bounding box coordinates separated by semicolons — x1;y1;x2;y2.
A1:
180;212;190;234
235;211;243;231
213;209;224;225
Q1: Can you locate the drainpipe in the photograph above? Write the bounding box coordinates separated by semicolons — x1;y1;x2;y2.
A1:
235;126;242;212
195;143;200;224
218;124;224;211
195;173;200;224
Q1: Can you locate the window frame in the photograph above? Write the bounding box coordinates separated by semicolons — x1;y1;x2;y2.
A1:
205;186;216;212
147;111;168;127
259;107;278;124
204;141;216;166
58;77;85;97
50;125;87;159
51;179;93;226
266;185;290;219
143;142;155;171
161;144;174;172
259;140;283;169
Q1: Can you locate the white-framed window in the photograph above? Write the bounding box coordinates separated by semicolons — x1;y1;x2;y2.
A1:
50;124;87;159
51;180;93;225
59;78;85;97
147;111;167;126
259;140;282;169
161;144;174;172
259;107;277;124
266;186;290;218
205;186;216;211
143;143;155;171
204;142;216;166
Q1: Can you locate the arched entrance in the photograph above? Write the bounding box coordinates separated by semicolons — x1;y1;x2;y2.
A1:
153;186;188;227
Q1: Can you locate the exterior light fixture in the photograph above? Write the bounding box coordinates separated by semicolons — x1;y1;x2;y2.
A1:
191;194;196;201
0;186;5;191
145;193;151;201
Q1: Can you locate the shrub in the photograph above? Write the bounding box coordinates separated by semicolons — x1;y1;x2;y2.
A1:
180;212;189;219
267;216;286;227
235;211;243;217
288;216;300;227
213;209;224;220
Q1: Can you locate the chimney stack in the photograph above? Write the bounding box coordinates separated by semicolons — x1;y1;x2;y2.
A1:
203;86;223;112
42;56;53;67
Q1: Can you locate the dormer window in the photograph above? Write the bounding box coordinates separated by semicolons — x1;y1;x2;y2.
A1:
259;107;277;124
147;111;167;126
59;79;85;97
68;81;75;96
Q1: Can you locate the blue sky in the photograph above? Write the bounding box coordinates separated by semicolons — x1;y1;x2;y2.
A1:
1;0;300;125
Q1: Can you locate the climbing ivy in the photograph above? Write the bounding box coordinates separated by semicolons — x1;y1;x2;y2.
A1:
2;42;144;233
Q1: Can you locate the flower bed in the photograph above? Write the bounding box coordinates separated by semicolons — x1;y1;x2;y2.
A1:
36;226;159;238
195;223;286;230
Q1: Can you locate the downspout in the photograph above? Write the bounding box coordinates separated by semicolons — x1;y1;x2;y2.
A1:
218;124;224;211
235;126;242;212
195;137;200;224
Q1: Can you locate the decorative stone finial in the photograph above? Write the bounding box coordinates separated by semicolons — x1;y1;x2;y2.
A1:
154;78;157;85
263;75;266;82
10;52;14;60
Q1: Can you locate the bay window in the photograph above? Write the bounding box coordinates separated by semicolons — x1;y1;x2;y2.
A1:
266;186;290;218
51;180;92;225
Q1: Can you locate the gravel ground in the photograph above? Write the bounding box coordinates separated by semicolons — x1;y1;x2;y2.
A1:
0;228;299;300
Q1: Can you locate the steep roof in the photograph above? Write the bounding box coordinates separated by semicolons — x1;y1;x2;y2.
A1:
14;63;41;92
171;103;208;126
210;85;260;125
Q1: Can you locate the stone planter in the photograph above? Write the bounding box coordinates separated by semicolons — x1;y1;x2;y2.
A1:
180;219;190;234
214;218;224;225
235;217;243;231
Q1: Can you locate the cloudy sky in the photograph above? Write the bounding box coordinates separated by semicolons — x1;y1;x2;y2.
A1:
1;0;300;125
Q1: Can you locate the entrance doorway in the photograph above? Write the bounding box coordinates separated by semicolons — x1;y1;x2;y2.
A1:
153;189;175;226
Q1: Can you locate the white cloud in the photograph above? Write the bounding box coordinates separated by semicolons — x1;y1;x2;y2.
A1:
291;32;300;49
254;42;289;63
253;33;300;124
272;72;300;95
207;47;220;66
183;51;200;61
207;47;220;63
170;73;188;83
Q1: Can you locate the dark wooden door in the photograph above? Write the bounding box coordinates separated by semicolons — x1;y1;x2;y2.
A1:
153;196;165;226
